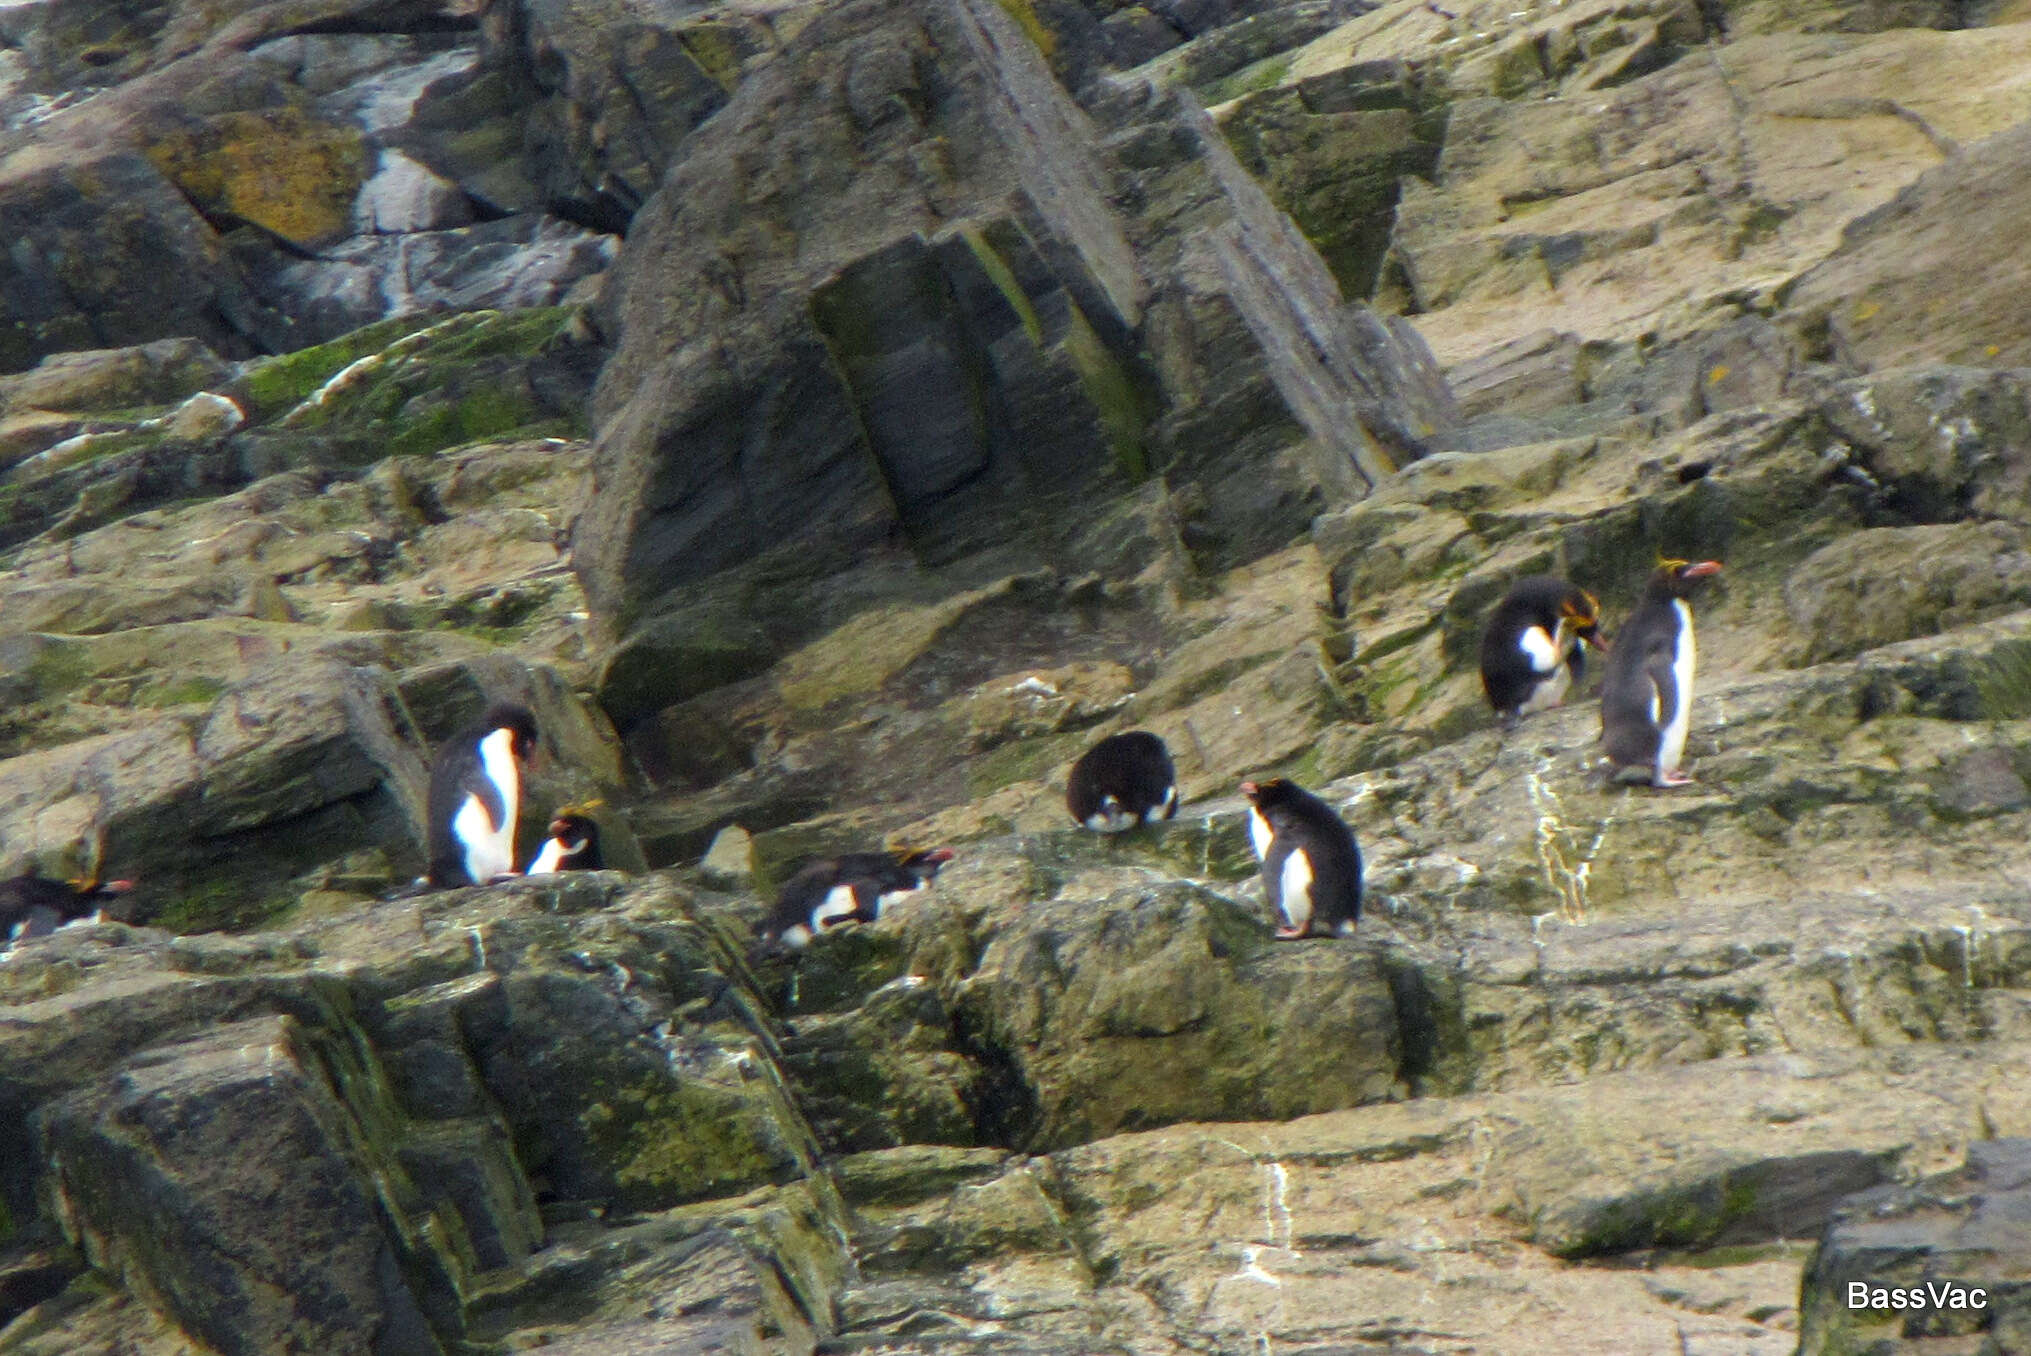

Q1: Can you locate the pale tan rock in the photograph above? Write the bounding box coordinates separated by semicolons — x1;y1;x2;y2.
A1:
700;823;757;886
1785;116;2031;370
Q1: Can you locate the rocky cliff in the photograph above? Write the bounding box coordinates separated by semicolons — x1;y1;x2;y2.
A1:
0;0;2029;1346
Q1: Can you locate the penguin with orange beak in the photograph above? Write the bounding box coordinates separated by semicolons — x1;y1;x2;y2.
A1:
525;804;604;874
1600;559;1723;787
1478;576;1605;727
1241;778;1363;939
757;846;956;950
0;872;135;943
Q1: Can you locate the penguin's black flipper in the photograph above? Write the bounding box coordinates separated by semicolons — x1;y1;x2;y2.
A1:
466;767;508;833
1643;645;1680;735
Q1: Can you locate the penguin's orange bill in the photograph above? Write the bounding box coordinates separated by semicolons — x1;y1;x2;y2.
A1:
1683;560;1724;578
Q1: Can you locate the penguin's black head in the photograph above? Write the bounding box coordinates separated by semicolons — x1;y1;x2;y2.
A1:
1241;778;1293;807
891;845;955;880
1647;559;1724;599
1557;585;1605;650
66;875;137;920
548;811;600;849
481;703;540;761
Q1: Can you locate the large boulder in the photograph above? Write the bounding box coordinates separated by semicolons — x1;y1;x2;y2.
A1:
1253;11;2031;370
0;876;853;1354
1786;116;2031;372
575;0;1455;645
0;150;274;375
37;1015;454;1356
1798;1138;2031;1355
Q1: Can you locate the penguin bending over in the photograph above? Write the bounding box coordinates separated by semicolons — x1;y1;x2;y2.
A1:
0;873;134;944
525;804;604;874
1241;778;1362;938
1599;559;1722;787
1479;575;1604;727
1067;731;1179;832
758;846;955;950
427;703;540;888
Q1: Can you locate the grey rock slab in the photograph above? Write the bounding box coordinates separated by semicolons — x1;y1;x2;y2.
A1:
1796;1138;2031;1355
35;1015;447;1356
250;216;616;353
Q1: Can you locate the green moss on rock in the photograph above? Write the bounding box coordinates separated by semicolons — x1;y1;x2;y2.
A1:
581;1078;791;1210
1063;302;1150;482
965;729;1086;800
238;308;583;450
239;315;440;421
992;0;1057;55
143;108;369;248
150;879;296;935
1200;55;1291;106
135;676;229;708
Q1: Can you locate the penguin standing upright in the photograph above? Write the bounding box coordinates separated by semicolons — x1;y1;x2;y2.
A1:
1067;731;1180;832
1479;575;1604;726
525;804;604;874
758;846;954;949
1240;778;1362;938
1599;559;1723;787
0;872;134;943
427;704;540;887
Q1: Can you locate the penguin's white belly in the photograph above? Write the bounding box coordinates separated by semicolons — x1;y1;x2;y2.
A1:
457;728;522;881
1656;599;1696;779
875;881;926;916
525;837;571;875
1086;798;1136;833
1517;624;1562;673
1518;659;1573;714
454;797;517;882
812;884;863;931
1279;850;1315;934
1248;809;1274;861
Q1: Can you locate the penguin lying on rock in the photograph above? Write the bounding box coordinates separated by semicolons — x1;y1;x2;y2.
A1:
1600;559;1723;787
1241;779;1362;938
427;704;540;888
1067;731;1179;832
0;873;134;944
758;847;954;950
525;804;604;874
1479;575;1604;727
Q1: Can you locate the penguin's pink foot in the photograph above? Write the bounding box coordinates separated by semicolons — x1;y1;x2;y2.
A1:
1274;924;1307;939
1653;769;1695;787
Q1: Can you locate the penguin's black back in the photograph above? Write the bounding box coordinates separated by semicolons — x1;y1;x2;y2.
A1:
426;704;538;887
1479;576;1596;715
1248;780;1362;934
1067;731;1179;827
